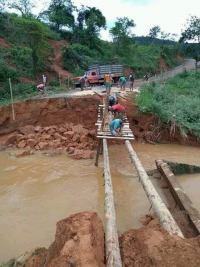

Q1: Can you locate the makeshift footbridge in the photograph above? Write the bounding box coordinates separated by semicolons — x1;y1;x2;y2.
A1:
94;90;184;267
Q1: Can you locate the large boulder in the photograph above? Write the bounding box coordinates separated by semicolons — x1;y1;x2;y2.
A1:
19;125;35;135
24;212;105;267
5;134;17;145
71;149;94;159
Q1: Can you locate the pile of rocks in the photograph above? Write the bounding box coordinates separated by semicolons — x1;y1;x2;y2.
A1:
5;123;98;156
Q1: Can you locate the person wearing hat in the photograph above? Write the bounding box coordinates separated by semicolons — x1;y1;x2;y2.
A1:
108;94;118;107
109;103;125;119
129;72;135;91
109;118;125;136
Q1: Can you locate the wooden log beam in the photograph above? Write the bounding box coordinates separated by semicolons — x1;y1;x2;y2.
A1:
97;136;134;140
103;139;122;267
156;159;200;235
124;140;184;238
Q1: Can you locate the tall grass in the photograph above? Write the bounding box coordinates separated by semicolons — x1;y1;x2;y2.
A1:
136;70;200;139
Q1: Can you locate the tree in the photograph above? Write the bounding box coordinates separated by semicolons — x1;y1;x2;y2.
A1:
109;17;136;56
40;0;75;30
13;17;50;77
148;25;161;44
110;17;135;38
0;0;6;11
8;0;35;17
72;5;106;50
179;15;200;71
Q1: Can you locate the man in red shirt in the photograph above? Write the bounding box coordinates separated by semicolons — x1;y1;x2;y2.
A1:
109;103;126;119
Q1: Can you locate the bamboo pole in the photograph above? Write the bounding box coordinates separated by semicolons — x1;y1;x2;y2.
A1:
9;78;15;121
103;139;122;267
124;140;184;238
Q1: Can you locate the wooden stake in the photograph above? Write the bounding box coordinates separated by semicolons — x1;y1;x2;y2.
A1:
95;139;102;166
103;139;122;267
9;78;15;121
124;140;184;238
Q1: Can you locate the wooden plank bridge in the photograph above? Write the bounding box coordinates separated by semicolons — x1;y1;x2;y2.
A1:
94;90;184;267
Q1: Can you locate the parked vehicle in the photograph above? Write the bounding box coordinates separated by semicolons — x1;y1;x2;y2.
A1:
72;63;124;86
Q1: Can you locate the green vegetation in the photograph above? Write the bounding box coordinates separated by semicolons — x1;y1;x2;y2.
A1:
0;3;199;139
179;15;200;71
135;69;200;139
0;258;21;267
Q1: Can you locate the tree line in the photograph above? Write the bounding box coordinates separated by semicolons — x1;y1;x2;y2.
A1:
0;0;199;80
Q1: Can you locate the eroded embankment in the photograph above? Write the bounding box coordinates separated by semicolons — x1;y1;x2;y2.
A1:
14;212;200;267
0;95;199;154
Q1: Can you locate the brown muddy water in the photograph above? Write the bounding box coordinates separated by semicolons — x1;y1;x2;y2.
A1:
0;143;200;261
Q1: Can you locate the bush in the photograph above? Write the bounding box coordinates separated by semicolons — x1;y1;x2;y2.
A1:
136;69;200;138
48;80;60;87
62;44;97;73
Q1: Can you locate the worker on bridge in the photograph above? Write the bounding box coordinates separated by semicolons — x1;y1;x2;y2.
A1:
109;118;126;136
109;103;126;119
108;95;118;107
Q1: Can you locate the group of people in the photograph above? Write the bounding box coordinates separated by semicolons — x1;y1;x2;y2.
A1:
105;71;135;92
108;95;126;136
77;71;138;92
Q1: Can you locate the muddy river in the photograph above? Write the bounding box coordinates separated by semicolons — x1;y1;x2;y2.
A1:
0;143;200;261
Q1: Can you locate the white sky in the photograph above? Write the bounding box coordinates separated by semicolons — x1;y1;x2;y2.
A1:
33;0;200;41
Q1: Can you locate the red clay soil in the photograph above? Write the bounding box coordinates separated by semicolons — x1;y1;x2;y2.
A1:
0;37;12;48
24;212;105;267
120;214;200;267
0;95;200;154
21;212;200;267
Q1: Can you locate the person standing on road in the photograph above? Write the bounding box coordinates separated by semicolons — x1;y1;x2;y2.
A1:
119;76;126;91
104;73;112;92
109;118;125;136
79;75;87;91
129;72;135;91
109;103;126;119
42;75;47;85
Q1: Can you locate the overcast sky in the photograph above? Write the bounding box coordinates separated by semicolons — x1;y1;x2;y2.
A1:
33;0;200;41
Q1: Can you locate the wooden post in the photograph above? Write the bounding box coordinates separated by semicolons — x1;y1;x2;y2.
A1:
59;74;61;87
101;87;111;131
95;139;102;166
99;140;103;155
103;139;122;267
9;78;15;121
124;140;184;238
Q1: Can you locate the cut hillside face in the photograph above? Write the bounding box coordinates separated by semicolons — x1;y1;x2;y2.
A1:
0;95;200;151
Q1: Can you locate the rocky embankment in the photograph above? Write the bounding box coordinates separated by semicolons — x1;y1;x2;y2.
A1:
4;123;97;159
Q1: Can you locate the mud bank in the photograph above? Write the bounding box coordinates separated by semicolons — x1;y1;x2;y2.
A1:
0;95;199;150
13;212;200;267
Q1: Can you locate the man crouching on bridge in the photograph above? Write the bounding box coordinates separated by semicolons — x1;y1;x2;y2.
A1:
109;118;126;136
